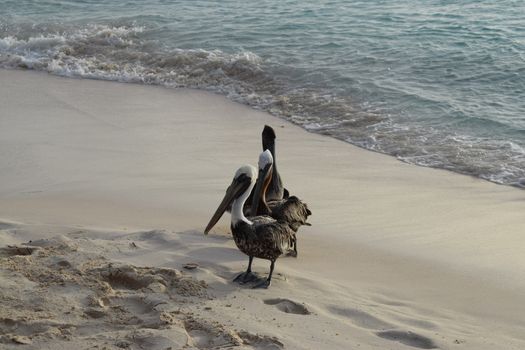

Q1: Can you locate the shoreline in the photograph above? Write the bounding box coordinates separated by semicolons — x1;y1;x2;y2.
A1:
2;66;523;191
1;68;525;349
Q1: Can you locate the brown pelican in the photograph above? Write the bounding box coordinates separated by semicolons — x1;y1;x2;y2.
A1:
251;150;311;256
204;165;295;288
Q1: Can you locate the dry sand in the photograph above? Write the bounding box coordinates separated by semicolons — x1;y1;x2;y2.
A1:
1;69;525;349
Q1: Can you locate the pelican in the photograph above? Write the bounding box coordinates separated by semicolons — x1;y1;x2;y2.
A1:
204;164;295;288
251;150;311;256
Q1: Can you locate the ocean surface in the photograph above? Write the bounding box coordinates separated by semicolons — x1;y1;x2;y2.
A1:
1;0;525;187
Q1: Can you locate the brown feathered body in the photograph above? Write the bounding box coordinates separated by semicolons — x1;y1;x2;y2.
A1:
231;216;295;261
265;196;311;232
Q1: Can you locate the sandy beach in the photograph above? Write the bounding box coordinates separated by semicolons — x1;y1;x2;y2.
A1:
1;69;525;349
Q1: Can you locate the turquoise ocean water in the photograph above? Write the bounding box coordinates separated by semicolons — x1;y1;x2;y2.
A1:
1;1;524;186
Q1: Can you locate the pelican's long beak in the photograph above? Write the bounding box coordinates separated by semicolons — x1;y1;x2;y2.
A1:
250;163;272;216
204;174;251;234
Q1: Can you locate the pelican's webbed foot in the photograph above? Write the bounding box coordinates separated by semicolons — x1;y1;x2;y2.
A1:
233;271;259;284
252;260;275;289
252;279;271;289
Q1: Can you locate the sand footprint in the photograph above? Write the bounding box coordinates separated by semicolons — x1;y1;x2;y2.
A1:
125;328;188;350
183;316;244;348
264;298;311;315
0;246;38;257
376;330;437;349
238;331;284;349
183;316;283;349
327;305;437;349
0;221;14;230
102;267;155;290
328;306;393;330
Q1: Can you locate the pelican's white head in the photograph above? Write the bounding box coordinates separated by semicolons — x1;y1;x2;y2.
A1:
258;149;273;171
204;164;257;234
235;164;257;181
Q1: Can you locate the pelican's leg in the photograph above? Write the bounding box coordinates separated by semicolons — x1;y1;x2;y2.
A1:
233;256;259;283
253;260;275;289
